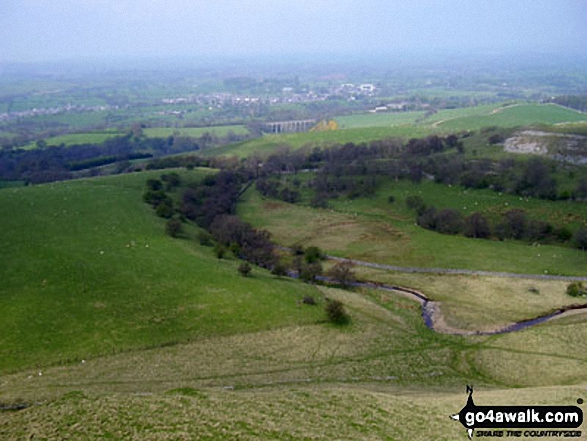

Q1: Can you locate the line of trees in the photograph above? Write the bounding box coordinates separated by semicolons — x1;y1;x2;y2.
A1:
406;196;587;249
242;136;586;205
256;177;301;203
0;129;251;184
549;95;587;112
139;130;587;254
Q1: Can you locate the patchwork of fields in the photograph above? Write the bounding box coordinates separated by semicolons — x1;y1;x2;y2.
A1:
209;102;587;158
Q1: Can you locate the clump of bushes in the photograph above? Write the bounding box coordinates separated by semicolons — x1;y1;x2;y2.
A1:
214;244;226;259
299;261;323;283
573;227;587;251
304;246;324;263
405;195;426;214
407;199;584;248
488;133;506;144
198;230;214;247
165;219;182;238
238;262;252;277
271;260;288;277
326;261;356;288
143;176;178;221
291;244;304;255
161;172;182;191
325;298;349;325
566;282;587;298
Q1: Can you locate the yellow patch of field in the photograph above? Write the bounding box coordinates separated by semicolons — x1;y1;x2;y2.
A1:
240;194;412;263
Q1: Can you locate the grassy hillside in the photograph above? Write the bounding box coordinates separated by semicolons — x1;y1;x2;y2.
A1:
0;180;24;189
209;103;587;158
2;100;587;439
1;172;586;438
21;132;123;150
2;383;585;440
434;103;587;131
0;170;323;374
336;104;586;132
352;268;585;330
336;111;426;129
1;282;586;439
143;125;249;138
206;125;433;158
238;182;587;276
543;121;587;136
18;125;249;151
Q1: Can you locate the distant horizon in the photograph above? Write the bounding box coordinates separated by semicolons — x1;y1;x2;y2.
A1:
2;49;587;76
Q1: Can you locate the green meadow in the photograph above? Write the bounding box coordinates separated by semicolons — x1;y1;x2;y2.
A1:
238;180;587;276
21;132;123;150
336;103;586;132
18;125;249;151
1;280;586;439
210;103;587;158
206;125;434;158
142;125;249;138
0;180;25;189
335;111;426;129
1;102;587;440
1;169;586;440
434;103;587;131
0;170;323;374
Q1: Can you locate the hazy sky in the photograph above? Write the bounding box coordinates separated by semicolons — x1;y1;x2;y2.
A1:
0;0;585;63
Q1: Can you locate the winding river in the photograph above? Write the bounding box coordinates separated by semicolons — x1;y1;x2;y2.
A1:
348;279;587;336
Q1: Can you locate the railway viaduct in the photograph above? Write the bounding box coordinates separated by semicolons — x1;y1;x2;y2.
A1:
264;119;316;133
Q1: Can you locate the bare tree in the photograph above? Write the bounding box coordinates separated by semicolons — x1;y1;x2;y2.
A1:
327;261;356;288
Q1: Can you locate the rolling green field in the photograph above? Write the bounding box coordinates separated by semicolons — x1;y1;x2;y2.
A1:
206;125;434;158
2;383;586;440
542;121;587;136
143;125;249;138
0;170;323;374
2;102;587;439
351;267;586;330
17;125;249;151
21;132;123;150
210;103;587;158
238;181;587;277
1;170;587;439
336;103;587;132
434;103;587;131
335;111;426;129
0;180;25;189
1;280;586;439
